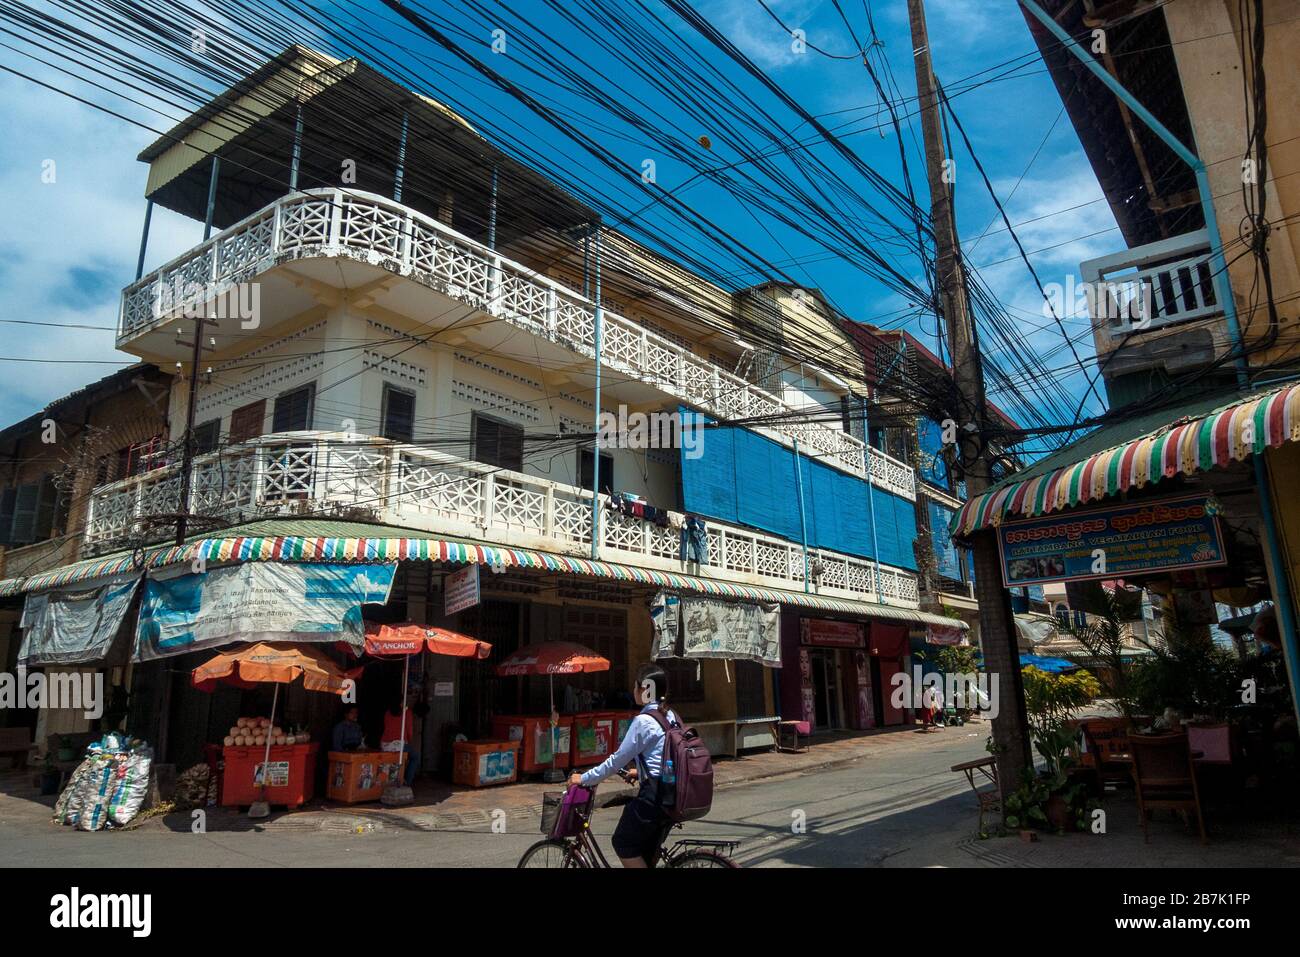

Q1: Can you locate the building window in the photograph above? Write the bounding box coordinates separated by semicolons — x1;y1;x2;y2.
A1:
472;413;523;472
193;419;221;455
272;383;315;433
5;476;57;545
229;400;266;442
578;449;614;496
658;658;705;705
381;386;416;444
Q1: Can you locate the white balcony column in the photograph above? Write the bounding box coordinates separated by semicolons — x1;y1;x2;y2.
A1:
481;472;496;530
543;485;555;537
329;189;345;247
202;156;220;242
393;110;409;203
288;103;304;191
488;254;503;316
545;288;557;339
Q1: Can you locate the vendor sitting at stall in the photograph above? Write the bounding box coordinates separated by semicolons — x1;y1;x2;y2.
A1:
332;705;365;752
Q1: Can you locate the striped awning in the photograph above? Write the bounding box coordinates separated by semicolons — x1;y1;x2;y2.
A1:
952;381;1300;536
4;531;963;630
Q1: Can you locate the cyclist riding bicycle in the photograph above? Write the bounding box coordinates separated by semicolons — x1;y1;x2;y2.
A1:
568;662;679;868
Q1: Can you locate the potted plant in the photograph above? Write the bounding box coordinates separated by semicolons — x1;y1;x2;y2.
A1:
1003;666;1101;834
56;736;77;762
39;754;61;796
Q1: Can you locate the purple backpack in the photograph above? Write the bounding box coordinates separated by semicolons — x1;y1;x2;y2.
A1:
646;706;714;822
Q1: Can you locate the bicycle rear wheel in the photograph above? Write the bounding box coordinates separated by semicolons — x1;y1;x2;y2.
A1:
518;838;581;868
669;849;739;869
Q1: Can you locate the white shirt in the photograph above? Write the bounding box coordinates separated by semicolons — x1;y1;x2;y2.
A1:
579;703;679;787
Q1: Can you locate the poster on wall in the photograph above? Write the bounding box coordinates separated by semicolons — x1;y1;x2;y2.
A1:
853;649;876;730
680;597;781;666
649;591;681;659
998;494;1226;587
444;564;481;616
135;562;396;661
798;648;815;726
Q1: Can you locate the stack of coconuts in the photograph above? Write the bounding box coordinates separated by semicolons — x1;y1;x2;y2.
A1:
221;717;311;748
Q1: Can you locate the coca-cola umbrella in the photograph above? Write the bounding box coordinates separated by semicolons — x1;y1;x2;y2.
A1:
360;622;492;799
495;641;610;782
192;642;358;818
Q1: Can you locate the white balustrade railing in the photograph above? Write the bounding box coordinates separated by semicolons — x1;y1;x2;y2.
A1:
84;432;919;606
1080;228;1223;339
119;188;914;501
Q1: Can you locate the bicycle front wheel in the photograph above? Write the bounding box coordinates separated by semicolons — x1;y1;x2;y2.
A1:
669;849;739;869
518;838;582;868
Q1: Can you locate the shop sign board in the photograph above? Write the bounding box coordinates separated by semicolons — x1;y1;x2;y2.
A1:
998;494;1226;587
799;618;866;648
444;564;481;616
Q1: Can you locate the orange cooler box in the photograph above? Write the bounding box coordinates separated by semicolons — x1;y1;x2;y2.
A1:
491;715;572;773
221;743;318;808
326;751;407;804
453;740;521;787
571;712;617;765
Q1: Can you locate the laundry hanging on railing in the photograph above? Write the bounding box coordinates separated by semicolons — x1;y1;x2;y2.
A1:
18;574;140;667
134;562;395;661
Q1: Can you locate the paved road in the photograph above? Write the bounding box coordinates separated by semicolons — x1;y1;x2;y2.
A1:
3;729;992;868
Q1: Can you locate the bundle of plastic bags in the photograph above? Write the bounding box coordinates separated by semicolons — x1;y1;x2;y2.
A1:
52;734;153;830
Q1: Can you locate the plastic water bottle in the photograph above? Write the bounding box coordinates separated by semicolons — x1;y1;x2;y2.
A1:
664;758;676;786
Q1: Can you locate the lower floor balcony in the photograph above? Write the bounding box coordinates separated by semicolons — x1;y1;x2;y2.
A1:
83;432;920;607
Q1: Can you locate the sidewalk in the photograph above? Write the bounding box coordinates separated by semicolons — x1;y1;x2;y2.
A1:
0;722;951;835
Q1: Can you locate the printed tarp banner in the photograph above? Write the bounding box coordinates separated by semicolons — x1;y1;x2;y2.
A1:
135;562;396;661
650;592;681;659
680;596;781;667
18;575;140;666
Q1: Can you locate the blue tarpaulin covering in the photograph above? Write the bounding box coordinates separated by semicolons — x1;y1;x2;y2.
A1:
1019;654;1078;673
680;414;918;570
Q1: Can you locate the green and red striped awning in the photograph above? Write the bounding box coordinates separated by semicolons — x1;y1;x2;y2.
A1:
952;381;1300;536
2;528;962;629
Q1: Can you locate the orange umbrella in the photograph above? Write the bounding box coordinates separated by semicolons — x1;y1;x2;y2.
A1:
495;642;610;782
192;642;356;817
192;642;356;694
495;641;609;677
359;623;492;776
363;622;491;659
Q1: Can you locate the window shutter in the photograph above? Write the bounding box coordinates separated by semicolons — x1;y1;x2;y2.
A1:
9;482;40;544
0;488;16;545
273;384;315;432
382;387;416;444
34;475;58;540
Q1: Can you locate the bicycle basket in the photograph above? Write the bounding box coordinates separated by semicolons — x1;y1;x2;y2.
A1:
541;786;593;838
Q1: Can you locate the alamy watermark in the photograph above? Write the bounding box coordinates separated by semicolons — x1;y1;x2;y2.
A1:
152;277;261;328
597;407;704;459
1041;276;1153;329
889;665;999;719
0;667;103;720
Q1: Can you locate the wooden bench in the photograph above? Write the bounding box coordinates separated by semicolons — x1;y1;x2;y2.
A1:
0;727;39;770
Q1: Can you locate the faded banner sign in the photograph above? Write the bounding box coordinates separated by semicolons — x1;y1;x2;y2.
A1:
998;494;1226;587
681;597;781;667
135;562;395;661
19;575;140;666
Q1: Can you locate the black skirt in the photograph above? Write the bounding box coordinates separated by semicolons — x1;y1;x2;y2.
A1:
611;780;673;864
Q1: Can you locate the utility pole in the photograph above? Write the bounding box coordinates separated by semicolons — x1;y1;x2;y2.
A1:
173;314;212;546
907;0;1031;790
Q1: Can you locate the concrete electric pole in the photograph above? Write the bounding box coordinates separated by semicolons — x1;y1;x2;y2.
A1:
907;0;1032;792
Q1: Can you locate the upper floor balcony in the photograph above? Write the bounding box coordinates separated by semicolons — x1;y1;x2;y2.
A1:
1080;229;1222;343
118;188;913;500
83;431;920;607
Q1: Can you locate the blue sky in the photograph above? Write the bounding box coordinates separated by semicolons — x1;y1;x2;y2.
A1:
0;0;1119;442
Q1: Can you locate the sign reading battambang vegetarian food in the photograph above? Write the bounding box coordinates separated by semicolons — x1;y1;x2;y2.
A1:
997;494;1226;587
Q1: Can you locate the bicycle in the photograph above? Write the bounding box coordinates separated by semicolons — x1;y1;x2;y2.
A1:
518;773;739;869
